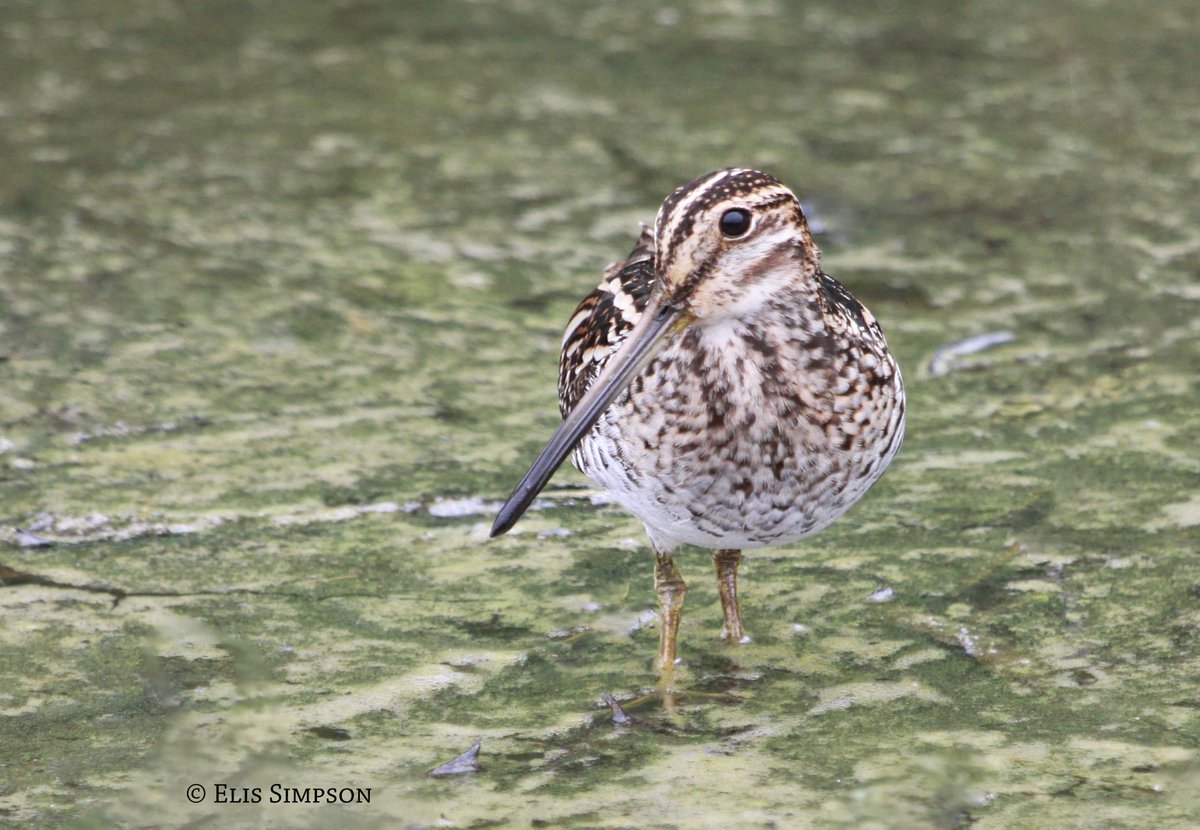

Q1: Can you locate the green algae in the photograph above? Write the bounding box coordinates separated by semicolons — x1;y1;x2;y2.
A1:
2;0;1200;827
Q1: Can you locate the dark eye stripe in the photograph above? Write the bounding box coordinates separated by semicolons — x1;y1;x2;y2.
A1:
747;193;796;214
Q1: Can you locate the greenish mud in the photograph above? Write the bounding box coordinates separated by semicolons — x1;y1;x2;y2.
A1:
2;1;1199;827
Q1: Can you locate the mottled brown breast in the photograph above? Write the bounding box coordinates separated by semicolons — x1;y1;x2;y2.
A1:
557;228;656;416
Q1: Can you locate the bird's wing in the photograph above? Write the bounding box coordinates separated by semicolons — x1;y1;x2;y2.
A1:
557;226;656;417
815;271;883;339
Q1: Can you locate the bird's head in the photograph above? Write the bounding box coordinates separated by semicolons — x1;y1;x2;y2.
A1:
653;168;819;322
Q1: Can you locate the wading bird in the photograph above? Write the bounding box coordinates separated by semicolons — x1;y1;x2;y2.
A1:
491;168;905;673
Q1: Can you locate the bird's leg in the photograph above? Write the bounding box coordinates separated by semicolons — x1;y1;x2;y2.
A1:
653;547;688;672
713;549;748;643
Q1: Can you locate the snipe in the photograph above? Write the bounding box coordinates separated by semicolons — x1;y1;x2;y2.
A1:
491;168;905;673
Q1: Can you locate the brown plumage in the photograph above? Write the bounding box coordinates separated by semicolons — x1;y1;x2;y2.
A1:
493;168;905;673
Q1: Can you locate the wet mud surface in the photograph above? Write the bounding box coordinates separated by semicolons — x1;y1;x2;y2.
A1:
1;1;1198;827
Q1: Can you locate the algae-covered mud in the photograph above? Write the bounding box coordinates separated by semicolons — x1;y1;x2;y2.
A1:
2;1;1199;827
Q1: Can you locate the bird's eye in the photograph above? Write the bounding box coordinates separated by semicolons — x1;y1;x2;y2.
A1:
719;208;752;238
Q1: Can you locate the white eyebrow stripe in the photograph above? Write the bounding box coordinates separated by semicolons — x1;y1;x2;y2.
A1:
654;168;746;241
747;184;798;208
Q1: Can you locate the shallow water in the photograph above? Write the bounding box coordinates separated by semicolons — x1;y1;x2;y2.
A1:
1;1;1199;827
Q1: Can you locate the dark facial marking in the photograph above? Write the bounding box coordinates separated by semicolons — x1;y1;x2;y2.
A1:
658;169;788;271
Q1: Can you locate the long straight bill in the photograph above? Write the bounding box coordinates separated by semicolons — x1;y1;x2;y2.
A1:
490;299;688;538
